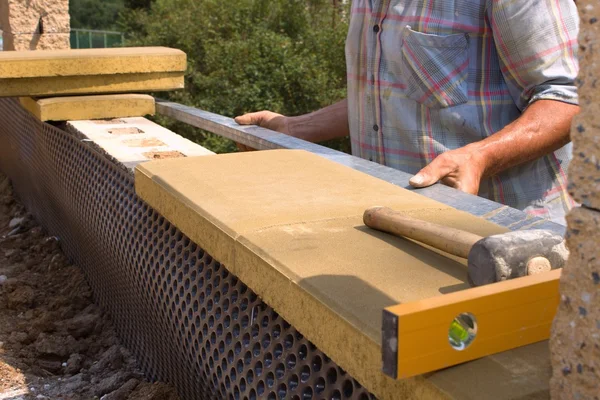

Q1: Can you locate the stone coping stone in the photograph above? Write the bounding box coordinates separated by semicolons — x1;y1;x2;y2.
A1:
0;72;184;98
19;94;156;122
0;47;186;78
0;47;185;97
135;150;553;400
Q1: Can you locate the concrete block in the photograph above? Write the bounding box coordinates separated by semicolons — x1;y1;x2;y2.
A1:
0;47;186;78
0;0;69;35
2;32;70;51
66;117;214;171
0;72;184;98
0;47;186;97
551;206;600;399
135;150;551;399
568;3;600;209
19;94;155;122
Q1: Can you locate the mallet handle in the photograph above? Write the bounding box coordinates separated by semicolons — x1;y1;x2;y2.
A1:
363;206;482;259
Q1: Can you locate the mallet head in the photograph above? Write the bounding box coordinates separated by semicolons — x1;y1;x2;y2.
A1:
467;229;568;286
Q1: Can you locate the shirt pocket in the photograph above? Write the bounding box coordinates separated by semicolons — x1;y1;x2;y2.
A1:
400;26;470;109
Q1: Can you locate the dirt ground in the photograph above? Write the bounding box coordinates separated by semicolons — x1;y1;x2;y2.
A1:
0;171;180;400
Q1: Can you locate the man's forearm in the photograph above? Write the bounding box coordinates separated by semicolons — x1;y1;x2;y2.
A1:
288;99;349;143
473;100;579;177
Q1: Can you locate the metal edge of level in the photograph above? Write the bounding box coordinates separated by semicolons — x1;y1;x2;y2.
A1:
381;310;399;379
154;100;565;236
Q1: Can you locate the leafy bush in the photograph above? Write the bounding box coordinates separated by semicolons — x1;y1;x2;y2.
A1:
119;0;350;153
70;0;125;30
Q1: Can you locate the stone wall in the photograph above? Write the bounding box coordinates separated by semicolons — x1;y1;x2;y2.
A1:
0;0;69;50
550;1;600;398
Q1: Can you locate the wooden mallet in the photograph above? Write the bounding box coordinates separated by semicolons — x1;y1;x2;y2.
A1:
363;206;568;286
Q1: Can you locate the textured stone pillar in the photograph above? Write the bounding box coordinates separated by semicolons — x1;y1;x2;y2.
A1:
0;0;70;50
550;1;600;398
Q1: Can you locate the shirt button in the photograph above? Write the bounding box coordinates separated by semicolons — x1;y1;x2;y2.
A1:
373;124;379;132
373;25;380;33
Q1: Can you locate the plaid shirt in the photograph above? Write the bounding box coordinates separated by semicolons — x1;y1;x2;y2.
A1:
345;0;579;224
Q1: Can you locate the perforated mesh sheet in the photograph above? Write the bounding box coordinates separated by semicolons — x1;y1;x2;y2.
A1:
0;98;376;400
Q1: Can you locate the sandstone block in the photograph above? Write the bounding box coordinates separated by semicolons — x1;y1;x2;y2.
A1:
0;47;186;78
0;0;69;35
0;73;184;97
19;94;155;122
0;47;186;97
2;32;70;51
550;206;600;399
568;3;600;209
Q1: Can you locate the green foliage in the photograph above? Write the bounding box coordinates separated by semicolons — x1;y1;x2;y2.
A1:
120;0;350;153
124;0;154;9
70;0;125;30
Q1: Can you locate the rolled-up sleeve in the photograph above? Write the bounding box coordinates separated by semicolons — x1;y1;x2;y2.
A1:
487;0;579;111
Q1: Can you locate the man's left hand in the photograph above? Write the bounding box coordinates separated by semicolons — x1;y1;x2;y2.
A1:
408;144;487;195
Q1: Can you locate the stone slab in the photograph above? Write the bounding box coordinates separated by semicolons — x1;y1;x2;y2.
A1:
430;341;552;399
66;117;214;172
135;150;551;399
2;32;70;51
0;47;186;78
0;72;184;98
19;94;155;122
550;206;600;398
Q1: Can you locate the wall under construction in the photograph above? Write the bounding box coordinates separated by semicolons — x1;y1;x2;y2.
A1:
0;98;376;400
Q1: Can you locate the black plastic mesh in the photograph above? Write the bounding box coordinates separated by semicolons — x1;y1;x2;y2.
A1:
0;98;376;400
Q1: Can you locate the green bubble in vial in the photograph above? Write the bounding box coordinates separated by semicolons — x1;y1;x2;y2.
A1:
448;313;477;351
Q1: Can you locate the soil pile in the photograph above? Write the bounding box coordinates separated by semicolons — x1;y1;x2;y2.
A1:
0;172;180;400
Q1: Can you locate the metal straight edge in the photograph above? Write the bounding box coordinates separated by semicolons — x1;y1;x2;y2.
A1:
383;269;561;379
155;100;565;235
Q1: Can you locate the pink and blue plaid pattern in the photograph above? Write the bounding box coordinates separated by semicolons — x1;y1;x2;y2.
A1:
345;0;579;224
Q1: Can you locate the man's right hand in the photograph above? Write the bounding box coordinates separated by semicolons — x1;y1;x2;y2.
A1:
234;111;290;151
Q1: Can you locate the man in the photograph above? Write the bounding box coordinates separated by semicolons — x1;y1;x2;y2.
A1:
235;0;579;224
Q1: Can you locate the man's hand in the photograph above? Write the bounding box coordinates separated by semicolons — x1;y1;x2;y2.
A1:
409;100;578;195
234;110;290;134
234;111;290;151
409;144;487;195
233;100;350;151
